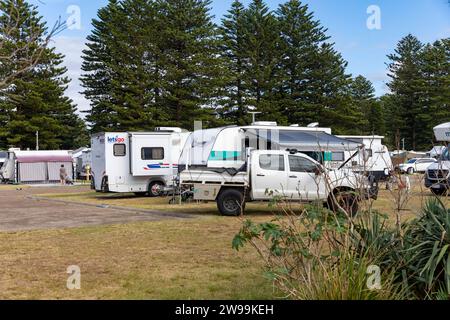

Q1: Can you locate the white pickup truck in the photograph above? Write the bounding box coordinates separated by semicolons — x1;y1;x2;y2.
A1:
180;150;377;216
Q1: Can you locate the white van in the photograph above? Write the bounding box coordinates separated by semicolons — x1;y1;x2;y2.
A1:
91;128;189;196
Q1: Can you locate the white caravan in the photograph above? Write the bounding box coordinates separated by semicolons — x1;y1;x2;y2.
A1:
336;136;393;182
91;128;189;196
425;122;450;195
178;122;358;172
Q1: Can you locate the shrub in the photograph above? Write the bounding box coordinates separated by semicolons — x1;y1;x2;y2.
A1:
401;198;450;299
232;204;404;300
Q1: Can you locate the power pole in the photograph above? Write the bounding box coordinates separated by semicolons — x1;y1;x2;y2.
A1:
36;131;39;151
402;138;405;151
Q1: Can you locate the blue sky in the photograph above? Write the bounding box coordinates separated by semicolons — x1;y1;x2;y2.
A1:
29;0;450;113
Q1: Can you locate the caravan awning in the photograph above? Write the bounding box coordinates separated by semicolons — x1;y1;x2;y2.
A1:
15;151;72;163
243;129;361;152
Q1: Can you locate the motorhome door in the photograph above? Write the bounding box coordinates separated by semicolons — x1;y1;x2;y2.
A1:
130;133;173;176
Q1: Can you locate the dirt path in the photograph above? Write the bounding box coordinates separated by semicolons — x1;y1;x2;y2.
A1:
0;185;191;232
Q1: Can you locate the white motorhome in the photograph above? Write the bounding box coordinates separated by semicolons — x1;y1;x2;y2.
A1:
336;135;392;182
91;128;189;196
425;122;450;195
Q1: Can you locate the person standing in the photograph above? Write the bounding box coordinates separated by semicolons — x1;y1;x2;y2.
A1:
60;164;67;185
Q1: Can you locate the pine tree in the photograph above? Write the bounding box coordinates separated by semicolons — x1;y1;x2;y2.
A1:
0;0;87;150
416;39;450;148
386;34;423;150
240;0;283;122
348;75;382;134
81;0;123;133
219;0;248;124
156;0;225;129
276;0;328;125
275;0;356;131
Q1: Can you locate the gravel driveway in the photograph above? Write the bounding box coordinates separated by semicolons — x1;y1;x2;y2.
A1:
0;185;190;232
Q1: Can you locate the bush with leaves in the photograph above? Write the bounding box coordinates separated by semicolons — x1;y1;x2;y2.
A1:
232;202;404;300
401;198;450;299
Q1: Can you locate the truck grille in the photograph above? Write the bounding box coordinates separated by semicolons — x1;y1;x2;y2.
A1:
428;169;449;180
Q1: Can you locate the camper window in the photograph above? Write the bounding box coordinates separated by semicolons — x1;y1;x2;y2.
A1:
289;156;317;173
331;152;345;162
113;144;126;157
141;147;164;160
259;154;285;171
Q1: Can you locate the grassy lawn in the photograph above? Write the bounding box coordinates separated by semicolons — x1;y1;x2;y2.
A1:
0;216;277;299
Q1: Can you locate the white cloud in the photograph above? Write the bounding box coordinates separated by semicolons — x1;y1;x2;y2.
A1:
52;36;90;115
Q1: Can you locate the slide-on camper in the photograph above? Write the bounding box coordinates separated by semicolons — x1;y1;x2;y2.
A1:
91;128;189;196
425;122;450;195
0;149;73;184
178;123;378;215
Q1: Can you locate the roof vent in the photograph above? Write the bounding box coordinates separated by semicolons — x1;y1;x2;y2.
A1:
251;121;277;127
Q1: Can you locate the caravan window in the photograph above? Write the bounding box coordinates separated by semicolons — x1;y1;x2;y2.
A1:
113;144;126;157
331;152;345;162
141;147;164;160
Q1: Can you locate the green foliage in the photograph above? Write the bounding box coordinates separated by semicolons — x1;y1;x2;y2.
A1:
234;198;450;300
401;198;450;299
233;205;403;299
383;35;450;150
0;0;87;150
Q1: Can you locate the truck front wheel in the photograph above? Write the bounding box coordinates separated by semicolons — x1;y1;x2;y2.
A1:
431;187;448;196
217;189;245;216
328;191;359;217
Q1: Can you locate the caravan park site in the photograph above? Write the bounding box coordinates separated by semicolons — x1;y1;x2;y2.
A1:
0;175;448;299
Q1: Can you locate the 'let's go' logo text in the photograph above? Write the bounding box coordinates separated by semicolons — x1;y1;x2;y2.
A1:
108;136;125;143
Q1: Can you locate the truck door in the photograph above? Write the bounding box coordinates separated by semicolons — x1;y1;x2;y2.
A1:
287;155;326;200
251;152;288;200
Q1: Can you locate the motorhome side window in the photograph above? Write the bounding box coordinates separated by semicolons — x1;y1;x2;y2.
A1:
113;144;126;157
259;154;285;171
289;156;317;173
141;147;164;160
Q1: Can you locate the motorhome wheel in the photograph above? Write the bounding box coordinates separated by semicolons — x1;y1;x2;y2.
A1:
149;182;164;197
